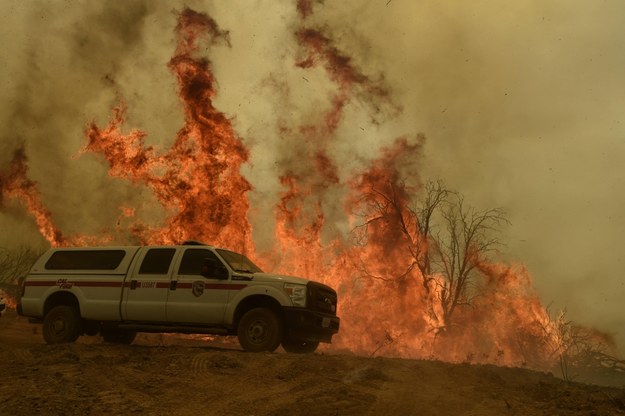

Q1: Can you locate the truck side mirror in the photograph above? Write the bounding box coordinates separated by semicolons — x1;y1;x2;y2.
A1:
201;258;228;280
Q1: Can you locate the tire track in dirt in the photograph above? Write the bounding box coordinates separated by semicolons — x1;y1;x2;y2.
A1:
3;311;625;416
189;350;244;377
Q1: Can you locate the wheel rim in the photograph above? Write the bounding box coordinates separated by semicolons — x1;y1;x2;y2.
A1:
52;317;67;336
247;319;269;345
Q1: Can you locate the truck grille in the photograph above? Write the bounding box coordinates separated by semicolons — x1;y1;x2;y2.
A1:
307;282;338;315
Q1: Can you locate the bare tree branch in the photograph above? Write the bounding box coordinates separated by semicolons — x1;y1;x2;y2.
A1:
0;245;42;284
352;178;510;332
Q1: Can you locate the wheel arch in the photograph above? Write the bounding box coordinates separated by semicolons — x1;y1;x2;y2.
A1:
43;291;80;317
232;294;284;329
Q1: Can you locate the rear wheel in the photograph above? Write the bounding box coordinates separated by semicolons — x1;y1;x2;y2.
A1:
42;305;82;344
101;328;137;345
281;337;319;353
237;308;282;352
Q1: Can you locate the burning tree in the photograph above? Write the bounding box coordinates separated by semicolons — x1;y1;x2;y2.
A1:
538;309;623;383
353;174;509;333
433;191;509;330
0;4;603;370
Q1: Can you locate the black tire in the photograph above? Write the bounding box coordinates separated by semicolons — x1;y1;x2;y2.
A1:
237;307;282;352
42;305;82;344
281;337;320;353
101;328;137;345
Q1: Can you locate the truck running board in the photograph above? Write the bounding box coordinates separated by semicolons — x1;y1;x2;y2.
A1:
114;324;230;335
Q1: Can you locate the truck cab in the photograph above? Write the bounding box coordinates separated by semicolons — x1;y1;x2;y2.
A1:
19;242;340;353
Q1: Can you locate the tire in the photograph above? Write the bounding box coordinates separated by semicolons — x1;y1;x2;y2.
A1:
101;328;137;345
42;305;82;344
282;337;319;353
237;307;282;352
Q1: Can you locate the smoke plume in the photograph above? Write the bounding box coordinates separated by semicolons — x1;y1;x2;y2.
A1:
2;0;625;354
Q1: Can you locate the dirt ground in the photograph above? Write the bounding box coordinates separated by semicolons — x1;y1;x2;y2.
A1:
1;310;625;416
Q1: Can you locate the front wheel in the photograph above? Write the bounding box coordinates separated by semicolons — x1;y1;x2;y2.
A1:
237;308;282;352
42;305;82;344
281;337;319;353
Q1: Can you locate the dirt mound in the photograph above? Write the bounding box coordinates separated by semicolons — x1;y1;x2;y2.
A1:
1;310;624;416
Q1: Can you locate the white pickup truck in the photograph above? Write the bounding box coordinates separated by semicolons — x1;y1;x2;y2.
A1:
18;241;340;353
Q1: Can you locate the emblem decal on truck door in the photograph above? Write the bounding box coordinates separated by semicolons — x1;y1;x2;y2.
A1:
192;281;205;297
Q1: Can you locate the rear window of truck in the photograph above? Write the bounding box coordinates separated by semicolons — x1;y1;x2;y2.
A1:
45;250;126;270
139;248;176;274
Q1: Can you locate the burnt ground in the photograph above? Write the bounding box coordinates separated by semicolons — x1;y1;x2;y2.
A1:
1;309;625;416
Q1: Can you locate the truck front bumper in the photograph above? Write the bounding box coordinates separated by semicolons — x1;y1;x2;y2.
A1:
283;307;340;343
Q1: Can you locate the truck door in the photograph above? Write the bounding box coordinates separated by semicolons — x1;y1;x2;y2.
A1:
122;247;176;322
166;247;232;325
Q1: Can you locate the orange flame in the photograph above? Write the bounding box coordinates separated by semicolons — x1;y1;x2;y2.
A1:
0;5;591;369
0;148;65;246
82;8;252;253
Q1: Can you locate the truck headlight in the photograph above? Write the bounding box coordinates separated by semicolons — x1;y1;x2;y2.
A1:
283;283;307;307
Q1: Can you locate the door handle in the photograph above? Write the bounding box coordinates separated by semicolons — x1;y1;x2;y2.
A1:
130;280;137;290
170;280;177;291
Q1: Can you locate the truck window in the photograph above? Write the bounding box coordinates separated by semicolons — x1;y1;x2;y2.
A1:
45;250;126;270
216;249;263;273
139;248;176;274
178;249;222;276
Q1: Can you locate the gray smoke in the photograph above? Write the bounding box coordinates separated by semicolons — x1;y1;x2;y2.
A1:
2;0;625;351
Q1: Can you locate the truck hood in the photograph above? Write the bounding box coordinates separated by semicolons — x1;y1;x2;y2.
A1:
247;272;310;285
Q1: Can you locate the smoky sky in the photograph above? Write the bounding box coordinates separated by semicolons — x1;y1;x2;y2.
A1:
1;1;625;350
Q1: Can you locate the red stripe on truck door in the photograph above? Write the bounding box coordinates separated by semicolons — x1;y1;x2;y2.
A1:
74;281;123;288
25;280;123;288
24;281;57;287
175;283;247;290
25;281;247;290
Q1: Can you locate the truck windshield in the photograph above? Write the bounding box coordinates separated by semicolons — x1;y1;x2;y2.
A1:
216;249;263;274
